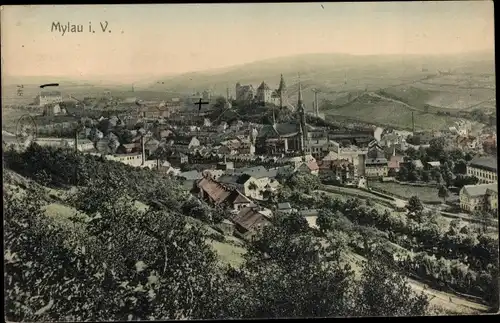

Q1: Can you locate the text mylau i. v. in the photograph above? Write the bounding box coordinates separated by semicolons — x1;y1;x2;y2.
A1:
51;21;111;35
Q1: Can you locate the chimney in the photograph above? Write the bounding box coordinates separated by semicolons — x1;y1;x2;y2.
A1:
75;128;79;152
141;135;146;166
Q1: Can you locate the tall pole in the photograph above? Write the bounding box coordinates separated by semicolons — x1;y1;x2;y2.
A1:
314;91;319;117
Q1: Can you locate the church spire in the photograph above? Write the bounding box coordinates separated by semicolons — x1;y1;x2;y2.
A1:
297;74;303;106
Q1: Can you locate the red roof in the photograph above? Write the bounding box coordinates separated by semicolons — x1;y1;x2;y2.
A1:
306;160;319;171
388;155;403;169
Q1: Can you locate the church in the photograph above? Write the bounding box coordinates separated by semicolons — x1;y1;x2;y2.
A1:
256;79;317;156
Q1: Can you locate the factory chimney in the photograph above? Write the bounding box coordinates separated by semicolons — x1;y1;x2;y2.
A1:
141;135;146;166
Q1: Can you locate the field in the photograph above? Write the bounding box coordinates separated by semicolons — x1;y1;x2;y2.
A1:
323;93;463;131
367;181;460;204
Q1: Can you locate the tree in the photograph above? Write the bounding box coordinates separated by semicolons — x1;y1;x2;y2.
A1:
286;173;321;194
354;259;429;317
5;183;231;321
407;196;424;216
421;170;430;182
316;209;335;233
276;212;309;236
435;172;444;185
438;185;450;203
397;166;409;181
474;210;494;234
454;159;467;174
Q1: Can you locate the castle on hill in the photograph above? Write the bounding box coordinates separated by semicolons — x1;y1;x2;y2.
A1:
235;74;288;108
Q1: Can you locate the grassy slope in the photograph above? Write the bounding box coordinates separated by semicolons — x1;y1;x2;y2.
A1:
323;92;462;131
3;168;247;269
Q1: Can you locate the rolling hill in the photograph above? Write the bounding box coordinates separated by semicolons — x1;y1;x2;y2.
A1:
2;51;495;131
322;92;471;131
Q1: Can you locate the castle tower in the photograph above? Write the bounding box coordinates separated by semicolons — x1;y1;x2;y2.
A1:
278;74;287;109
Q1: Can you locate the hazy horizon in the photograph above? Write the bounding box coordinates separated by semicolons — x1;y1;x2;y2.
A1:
1;2;495;82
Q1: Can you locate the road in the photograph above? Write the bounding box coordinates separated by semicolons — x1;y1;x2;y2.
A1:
365;92;423;112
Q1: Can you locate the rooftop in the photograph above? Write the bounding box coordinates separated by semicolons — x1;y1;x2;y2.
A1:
462;183;498;197
469;156;497;173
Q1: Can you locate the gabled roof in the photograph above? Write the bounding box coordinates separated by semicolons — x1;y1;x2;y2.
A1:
178;170;203;181
461;183;498;197
277;202;292;210
412;159;424;168
196;177;232;205
232;207;271;232
427;161;441;167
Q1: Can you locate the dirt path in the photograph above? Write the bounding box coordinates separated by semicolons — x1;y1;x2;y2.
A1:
347;252;489;314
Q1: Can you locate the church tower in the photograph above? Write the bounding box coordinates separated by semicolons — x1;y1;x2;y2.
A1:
278;74;287;109
296;78;307;150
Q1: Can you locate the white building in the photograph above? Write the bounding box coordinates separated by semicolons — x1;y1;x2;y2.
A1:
467;156;498;184
36;91;63;107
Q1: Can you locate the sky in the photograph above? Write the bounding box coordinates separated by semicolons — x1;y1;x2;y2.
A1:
1;2;495;81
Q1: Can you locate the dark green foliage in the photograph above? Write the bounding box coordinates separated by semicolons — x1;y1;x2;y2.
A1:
285;173;321;194
354;259;428;317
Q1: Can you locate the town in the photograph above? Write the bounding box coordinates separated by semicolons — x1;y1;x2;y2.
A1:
3;2;498;321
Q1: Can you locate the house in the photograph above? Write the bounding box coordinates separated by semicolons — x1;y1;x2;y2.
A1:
117;142;141;154
95;134;121;154
178;170;204;191
218;174;264;200
459;183;498;213
228;165;279;180
43;103;65;116
194;177;252;212
296;160;320;176
364;144;388;178
388;155;404;173
157;129;174;139
203;169;225;181
169;136;200;153
232;206;272;239
217;219;235;236
456;136;480;152
217;122;228;133
412;159;425;170
138;104;170;119
277;202;295;214
237;141;256;156
486;187;498;211
426;161;441;170
156;160;180;176
166;151;189;167
36;90;63;107
467;156;498;184
317;159;355;184
77;139;95;152
103;152;156;169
